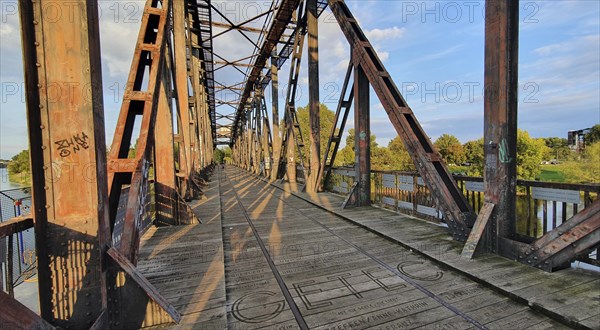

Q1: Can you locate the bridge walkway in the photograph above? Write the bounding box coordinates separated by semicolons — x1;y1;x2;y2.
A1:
136;166;597;329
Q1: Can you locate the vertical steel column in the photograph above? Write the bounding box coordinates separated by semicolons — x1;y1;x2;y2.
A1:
154;52;177;225
354;64;371;206
271;49;281;181
484;0;519;254
307;0;320;192
287;117;297;182
18;1;109;327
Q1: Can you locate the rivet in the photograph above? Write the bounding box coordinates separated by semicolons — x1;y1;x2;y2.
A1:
41;145;46;150
45;204;50;208
40;124;45;129
35;62;41;67
85;293;90;297
37;84;41;88
39;104;43;109
33;20;38;25
34;42;39;46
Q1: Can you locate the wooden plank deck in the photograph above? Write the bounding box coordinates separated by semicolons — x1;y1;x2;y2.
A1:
135;166;598;329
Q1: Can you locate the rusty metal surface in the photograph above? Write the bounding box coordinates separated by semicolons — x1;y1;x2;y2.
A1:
18;0;109;326
328;0;475;241
306;0;321;193
0;291;55;329
317;60;353;191
483;0;520;254
232;0;301;142
353;64;371;206
107;0;171;263
0;217;33;239
521;199;600;271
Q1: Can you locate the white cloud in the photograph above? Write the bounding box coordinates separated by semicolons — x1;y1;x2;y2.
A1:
365;27;406;41
0;23;14;38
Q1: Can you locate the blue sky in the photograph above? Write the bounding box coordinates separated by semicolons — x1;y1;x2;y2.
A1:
1;1;599;159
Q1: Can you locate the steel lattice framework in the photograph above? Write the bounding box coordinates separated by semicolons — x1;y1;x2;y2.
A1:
1;0;598;328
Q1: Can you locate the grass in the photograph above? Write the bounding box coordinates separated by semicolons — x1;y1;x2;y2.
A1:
538;165;566;182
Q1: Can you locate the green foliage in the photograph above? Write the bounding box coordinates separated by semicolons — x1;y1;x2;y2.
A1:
463;138;484;176
560;142;600;183
386;136;414;171
333;128;382;168
434;134;465;165
543;137;573;161
295;103;336;161
585;124;600;144
214;148;225;163
8;150;30;174
516;130;549;180
7;150;31;185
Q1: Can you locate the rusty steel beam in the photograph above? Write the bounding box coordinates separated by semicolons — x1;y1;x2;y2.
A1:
271;50;281;181
353;63;371;206
108;0;171;263
0;217;33;239
483;0;519;254
0;291;54;329
307;0;320;193
173;0;192;198
232;0;301;143
154;51;178;225
328;0;475;240
317;60;354;191
18;0;110;326
521;199;600;272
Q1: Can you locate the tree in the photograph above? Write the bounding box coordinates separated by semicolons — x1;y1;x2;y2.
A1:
543;137;571;161
295;103;336;162
8;150;30;175
585;124;600;144
517;130;549;180
463;138;484;176
214;148;225;163
333;128;378;167
387;136;414;171
561;142;600;183
434;134;465;165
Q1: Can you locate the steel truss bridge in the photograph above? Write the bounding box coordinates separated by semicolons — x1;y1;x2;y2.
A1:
1;0;598;329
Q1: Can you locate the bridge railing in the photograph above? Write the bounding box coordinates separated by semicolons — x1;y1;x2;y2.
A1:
0;188;35;294
326;167;600;267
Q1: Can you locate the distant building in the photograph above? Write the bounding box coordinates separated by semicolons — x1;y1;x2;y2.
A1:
567;128;591;152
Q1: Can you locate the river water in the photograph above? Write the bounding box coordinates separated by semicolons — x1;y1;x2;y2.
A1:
0;168;24;191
